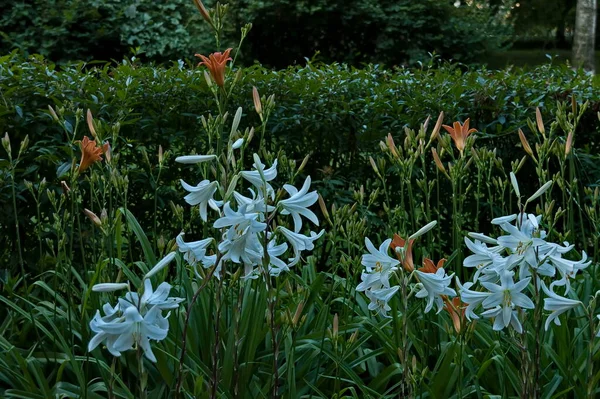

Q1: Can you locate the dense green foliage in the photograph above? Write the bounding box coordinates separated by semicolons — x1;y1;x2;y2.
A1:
0;0;512;66
1;52;600;270
0;0;214;62
2;51;600;397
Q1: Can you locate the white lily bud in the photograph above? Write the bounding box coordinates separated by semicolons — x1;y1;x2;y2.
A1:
145;252;176;279
92;283;129;292
408;220;437;241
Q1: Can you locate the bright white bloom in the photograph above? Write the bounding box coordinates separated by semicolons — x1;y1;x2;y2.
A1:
176;233;214;267
175;154;217;164
480;306;525;333
233;188;274;216
362;238;400;273
266;240;290;277
214;203;266;234
279;227;324;265
415;268;456;313
240;156;278;199
457;279;490;320
479;272;534;331
279;176;319;232
541;281;581;330
88;280;184;362
365;285;400;317
180;179;221;222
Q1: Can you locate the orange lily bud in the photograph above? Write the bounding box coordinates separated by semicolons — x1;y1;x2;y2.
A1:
518;129;534;157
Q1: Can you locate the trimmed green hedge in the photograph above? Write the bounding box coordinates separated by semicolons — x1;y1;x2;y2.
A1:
2;53;600;267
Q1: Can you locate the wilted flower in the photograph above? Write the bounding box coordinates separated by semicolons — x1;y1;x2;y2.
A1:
195;48;233;87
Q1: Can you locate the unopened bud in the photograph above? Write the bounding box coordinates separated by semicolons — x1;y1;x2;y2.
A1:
431;147;446;174
535;107;545;136
369;156;379;176
430;111;444;142
61;180;71;194
48;105;59;121
387;133;399;158
318;194;330;222
87;109;97;138
158;145;163;164
2;132;10;154
193;0;212;25
292;302;304;327
298;154;309;173
565;131;574;156
252;86;262;115
518;129;533;157
84;209;102;227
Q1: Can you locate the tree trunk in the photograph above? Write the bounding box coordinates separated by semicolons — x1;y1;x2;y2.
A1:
572;0;597;72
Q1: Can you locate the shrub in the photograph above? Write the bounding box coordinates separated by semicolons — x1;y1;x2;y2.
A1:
1;53;600;270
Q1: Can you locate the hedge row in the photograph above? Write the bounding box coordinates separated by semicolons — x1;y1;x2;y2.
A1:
1;53;600;266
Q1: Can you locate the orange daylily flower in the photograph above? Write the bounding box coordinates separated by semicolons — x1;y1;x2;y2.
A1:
195;48;233;87
418;257;446;274
390;234;414;272
442;118;477;156
78;136;109;172
443;296;466;334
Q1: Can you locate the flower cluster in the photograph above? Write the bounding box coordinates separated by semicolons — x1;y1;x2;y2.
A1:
176;153;323;280
357;222;454;317
459;208;590;332
88;276;184;362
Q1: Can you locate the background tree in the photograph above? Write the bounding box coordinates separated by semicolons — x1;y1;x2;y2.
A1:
572;0;597;72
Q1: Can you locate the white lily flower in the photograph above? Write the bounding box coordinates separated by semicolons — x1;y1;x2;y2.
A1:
279;176;319;232
213;203;267;234
365;285;400;317
176;233;214;267
479;272;534;331
175;154;217;164
180;179;221;222
279;227;324;265
415;268;456;314
233;188;274;216
541;281;581;330
457;279;490;320
240;156;278;199
361;238;400;273
267;240;290;277
480;306;524;333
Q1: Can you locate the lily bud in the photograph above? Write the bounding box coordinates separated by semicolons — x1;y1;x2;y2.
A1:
431;147;446;174
2;132;10;154
84;208;102;227
193;0;212;25
318;194;330;222
430;111;444;142
518;129;533;157
158;145;163;164
252;86;262;115
298;154;310;173
565;131;574;156
535;107;545;136
48;105;59;121
61;180;71;195
87;109;97;138
387;133;399;158
369;156;380;176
